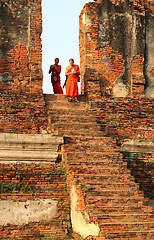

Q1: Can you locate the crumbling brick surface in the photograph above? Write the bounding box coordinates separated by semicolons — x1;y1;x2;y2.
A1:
0;0;47;133
80;0;154;98
0;0;154;239
0;91;47;134
46;95;154;240
0;162;74;240
123;152;154;200
90;97;154;143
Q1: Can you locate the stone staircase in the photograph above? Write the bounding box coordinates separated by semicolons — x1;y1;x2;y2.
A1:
44;94;154;240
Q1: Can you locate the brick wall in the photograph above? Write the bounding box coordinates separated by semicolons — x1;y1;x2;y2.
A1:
0;0;154;238
0;162;74;240
122;151;154;200
79;0;154;98
90;98;154;144
0;0;47;134
89;97;154;203
79;1;154;213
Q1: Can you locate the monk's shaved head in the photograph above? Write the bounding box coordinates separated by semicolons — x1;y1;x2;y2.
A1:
55;58;59;65
69;59;74;63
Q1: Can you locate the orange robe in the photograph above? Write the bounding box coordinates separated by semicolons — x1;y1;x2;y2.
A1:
51;65;63;94
66;65;80;97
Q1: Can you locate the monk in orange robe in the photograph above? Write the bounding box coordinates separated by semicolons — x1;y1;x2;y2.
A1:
65;59;80;102
49;58;63;94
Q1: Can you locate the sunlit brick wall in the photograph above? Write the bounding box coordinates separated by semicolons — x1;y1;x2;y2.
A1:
79;0;154;99
0;0;47;133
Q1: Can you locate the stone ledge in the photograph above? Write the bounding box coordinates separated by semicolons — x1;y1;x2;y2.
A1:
0;134;63;163
0;133;63;144
121;140;154;154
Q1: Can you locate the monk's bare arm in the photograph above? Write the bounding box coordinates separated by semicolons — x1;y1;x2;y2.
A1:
66;73;73;76
73;72;79;75
49;65;53;74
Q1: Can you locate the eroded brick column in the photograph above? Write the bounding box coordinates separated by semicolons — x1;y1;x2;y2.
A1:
79;0;154;99
79;2;102;101
0;0;47;133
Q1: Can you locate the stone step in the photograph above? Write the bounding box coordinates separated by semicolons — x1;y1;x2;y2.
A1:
51;122;101;131
68;160;128;168
48;110;92;118
45;97;88;105
48;109;92;117
46;104;88;111
65;154;123;164
46;101;88;110
104;230;154;240
63;136;116;144
79;182;139;191
69;167;132;177
51;129;104;137
84;189;143;199
78;180;138;190
84;186;141;196
64;150;123;159
64;141;118;148
94;212;154;223
63;139;119;148
44;94;86;102
66;150;121;158
49;115;96;123
77;177;138;189
48;115;96;125
64;136;116;143
65;147;120;155
99;222;154;232
78;174;136;183
48;114;95;124
65;148;121;156
68;162;131;173
44;96;87;103
87;196;145;207
87;205;153;214
65;157;124;166
65;149;121;157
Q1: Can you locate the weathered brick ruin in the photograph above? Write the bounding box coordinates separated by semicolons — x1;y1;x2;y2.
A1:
0;0;47;133
0;0;154;239
80;0;154;98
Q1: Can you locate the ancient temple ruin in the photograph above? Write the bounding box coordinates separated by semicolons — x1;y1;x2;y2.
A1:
80;0;154;98
0;0;154;239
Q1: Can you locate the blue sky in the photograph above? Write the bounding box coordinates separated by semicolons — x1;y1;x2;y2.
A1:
42;0;93;94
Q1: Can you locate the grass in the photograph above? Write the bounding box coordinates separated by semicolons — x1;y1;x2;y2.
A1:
0;182;39;194
122;151;153;168
0;101;25;114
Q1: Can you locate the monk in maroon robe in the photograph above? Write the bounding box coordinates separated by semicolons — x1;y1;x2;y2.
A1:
49;58;63;94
